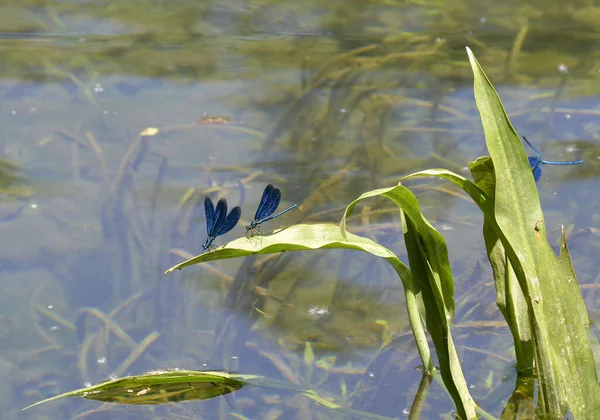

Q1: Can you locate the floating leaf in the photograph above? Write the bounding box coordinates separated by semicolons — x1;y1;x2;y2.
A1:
24;369;396;419
23;370;251;410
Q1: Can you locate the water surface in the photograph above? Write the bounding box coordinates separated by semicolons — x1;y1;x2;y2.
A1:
1;1;599;419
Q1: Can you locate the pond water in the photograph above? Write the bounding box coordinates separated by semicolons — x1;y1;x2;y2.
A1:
1;1;599;419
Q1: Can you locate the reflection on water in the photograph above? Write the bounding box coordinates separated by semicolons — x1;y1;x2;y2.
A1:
1;1;599;419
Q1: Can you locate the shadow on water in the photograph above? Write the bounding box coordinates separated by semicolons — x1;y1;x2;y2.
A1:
1;1;600;418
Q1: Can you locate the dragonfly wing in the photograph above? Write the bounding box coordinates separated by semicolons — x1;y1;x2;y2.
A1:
254;184;274;219
213;198;228;235
215;206;241;236
529;157;542;181
528;156;539;169
256;184;281;221
204;196;216;236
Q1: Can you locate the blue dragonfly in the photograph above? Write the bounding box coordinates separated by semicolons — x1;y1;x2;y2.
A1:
203;196;241;251
523;136;584;182
246;184;298;237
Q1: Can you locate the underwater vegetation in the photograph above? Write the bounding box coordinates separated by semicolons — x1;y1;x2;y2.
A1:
24;47;600;420
5;2;600;419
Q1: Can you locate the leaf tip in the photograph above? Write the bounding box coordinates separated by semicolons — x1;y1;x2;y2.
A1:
465;46;476;63
22;401;42;411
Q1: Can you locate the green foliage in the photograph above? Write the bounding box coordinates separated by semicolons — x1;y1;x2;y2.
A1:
167;205;476;417
341;186;477;418
166;224;400;272
469;157;535;375
467;47;600;417
23;370;250;409
23;369;396;420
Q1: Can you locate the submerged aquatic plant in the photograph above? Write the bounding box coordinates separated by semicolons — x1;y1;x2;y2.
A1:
25;49;600;419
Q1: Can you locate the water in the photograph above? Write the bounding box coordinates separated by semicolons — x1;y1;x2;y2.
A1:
1;1;599;419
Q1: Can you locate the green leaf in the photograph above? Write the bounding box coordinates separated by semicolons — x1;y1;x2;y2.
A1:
165;223;400;274
467;46;600;418
166;223;398;273
165;223;434;378
468;156;495;199
402;162;600;417
23;370;396;420
469;158;534;374
23;370;252;409
340;184;477;420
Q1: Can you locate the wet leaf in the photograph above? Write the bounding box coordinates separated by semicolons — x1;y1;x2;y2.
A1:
23;370;251;409
23;369;396;419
